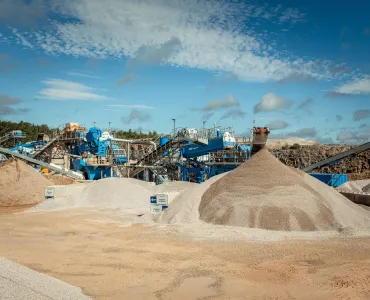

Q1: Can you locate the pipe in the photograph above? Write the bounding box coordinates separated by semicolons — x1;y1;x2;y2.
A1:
110;137;156;147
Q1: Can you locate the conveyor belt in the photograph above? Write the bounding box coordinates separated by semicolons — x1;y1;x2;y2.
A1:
336;189;370;206
302;141;370;173
0;146;84;180
30;138;57;159
130;137;179;178
250;127;269;156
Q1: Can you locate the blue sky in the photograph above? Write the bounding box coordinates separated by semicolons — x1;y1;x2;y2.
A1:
0;0;370;144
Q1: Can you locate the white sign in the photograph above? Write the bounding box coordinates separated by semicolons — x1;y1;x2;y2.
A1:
45;187;55;198
156;194;168;205
150;204;163;214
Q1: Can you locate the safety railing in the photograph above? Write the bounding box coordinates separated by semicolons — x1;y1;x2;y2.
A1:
208;150;246;164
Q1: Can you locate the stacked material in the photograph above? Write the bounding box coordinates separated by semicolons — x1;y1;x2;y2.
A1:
80;178;154;212
0;257;90;300
0;159;51;206
337;179;370;193
266;137;317;149
198;149;370;231
30;178;193;215
45;175;76;185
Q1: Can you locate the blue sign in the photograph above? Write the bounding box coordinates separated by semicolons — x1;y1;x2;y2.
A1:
150;196;157;204
162;205;168;211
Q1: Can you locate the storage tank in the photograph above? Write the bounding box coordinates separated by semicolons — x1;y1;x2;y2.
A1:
160;137;169;156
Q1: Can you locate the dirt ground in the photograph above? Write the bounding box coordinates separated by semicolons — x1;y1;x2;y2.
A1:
1;208;370;300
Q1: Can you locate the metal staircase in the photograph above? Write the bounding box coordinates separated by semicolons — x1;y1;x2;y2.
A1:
0;134;10;145
129;136;180;178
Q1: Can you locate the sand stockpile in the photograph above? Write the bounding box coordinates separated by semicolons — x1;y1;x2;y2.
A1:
0;159;51;207
198;149;370;231
45;175;76;185
162;149;370;233
29;177;194;215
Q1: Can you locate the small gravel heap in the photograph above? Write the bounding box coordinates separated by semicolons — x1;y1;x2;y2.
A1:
198;149;370;231
337;179;370;193
0;159;51;207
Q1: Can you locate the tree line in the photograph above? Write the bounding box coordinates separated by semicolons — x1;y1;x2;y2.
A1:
0;121;158;144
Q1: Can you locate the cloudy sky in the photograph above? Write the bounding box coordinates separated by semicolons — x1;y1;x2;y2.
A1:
0;0;369;144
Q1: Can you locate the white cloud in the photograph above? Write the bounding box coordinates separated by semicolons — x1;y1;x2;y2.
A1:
38;78;107;100
68;72;101;79
107;104;155;109
201;95;239;111
270;127;317;139
254;93;292;113
7;0;346;83
331;77;370;95
267;120;289;130
220;109;247;120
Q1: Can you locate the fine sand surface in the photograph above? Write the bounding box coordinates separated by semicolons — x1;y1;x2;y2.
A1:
199;149;370;231
0;159;52;207
1;209;370;300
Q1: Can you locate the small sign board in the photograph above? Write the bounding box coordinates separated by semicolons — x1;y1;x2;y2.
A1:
150;204;163;214
156;194;168;205
45;187;55;199
149;194;169;214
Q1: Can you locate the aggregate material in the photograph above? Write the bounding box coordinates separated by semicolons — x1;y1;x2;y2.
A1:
0;257;91;300
337;179;370;193
0;159;52;207
198;149;370;231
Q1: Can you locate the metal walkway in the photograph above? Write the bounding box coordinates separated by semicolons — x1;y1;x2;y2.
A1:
302;141;370;173
0;147;84;180
0;131;24;145
30;138;57;159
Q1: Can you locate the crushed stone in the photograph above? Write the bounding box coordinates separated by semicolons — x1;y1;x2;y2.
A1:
0;257;91;300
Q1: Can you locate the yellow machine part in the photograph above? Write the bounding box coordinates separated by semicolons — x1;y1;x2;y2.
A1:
41;168;49;174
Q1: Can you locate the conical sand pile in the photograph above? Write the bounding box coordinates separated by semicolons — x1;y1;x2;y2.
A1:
0;159;51;206
198;149;370;231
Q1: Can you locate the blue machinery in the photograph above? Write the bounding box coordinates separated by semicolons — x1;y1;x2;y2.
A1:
1;123;369;188
130;126;267;184
67;127;154;180
0;125;154;181
0;130;24;145
131;126;369;187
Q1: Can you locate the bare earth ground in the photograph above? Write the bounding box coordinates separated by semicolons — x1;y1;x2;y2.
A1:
1;208;370;300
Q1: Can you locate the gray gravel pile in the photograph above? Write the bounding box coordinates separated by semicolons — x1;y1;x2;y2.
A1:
0;257;91;300
337;179;370;193
29;177;193;215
